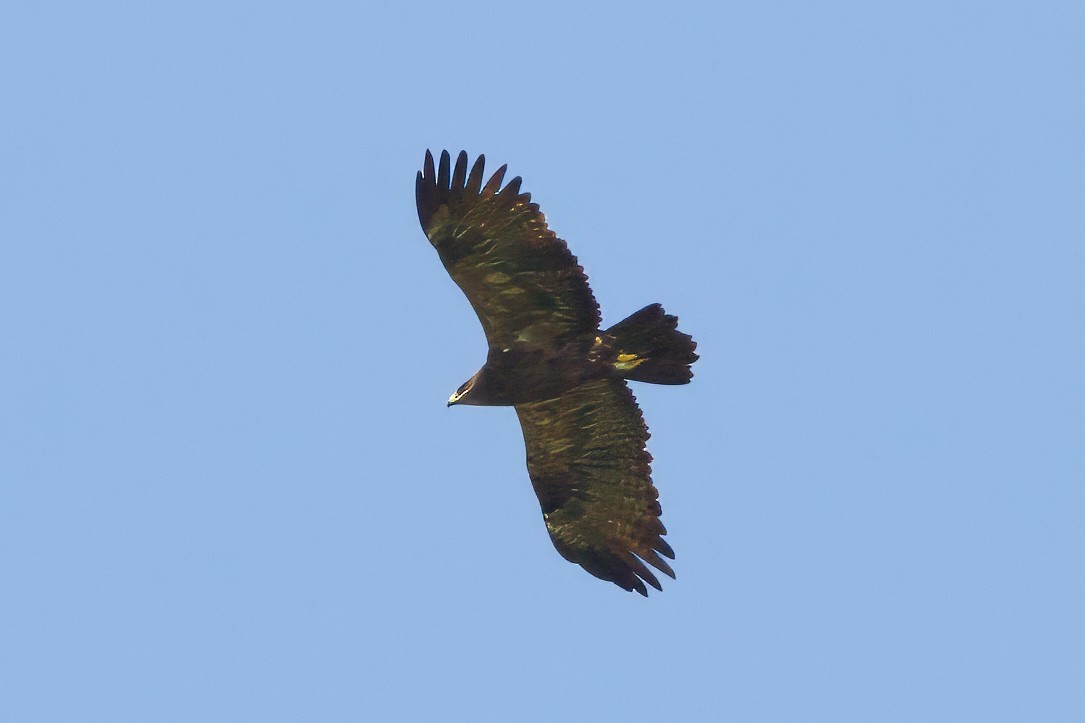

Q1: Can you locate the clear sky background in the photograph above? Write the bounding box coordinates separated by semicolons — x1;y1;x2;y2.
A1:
2;2;1083;720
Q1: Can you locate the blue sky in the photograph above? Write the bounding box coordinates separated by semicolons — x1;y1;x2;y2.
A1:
2;2;1083;720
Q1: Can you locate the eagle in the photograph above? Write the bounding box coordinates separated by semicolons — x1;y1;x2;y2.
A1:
416;150;698;596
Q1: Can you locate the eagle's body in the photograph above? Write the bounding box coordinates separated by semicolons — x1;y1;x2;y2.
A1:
448;336;615;406
416;150;697;596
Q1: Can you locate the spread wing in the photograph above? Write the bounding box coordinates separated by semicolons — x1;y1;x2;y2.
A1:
416;150;601;351
515;377;675;595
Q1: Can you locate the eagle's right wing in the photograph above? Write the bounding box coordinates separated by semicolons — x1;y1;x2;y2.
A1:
415;150;601;352
515;377;676;596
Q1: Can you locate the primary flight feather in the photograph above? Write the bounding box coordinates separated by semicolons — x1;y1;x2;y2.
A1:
416;150;697;596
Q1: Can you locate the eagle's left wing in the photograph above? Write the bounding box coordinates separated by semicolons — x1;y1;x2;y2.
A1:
415;150;601;353
515;377;676;595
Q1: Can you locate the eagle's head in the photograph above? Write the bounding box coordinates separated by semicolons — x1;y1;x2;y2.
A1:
447;372;481;406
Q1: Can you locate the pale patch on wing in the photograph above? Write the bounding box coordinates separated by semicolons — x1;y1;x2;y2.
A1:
616;353;647;371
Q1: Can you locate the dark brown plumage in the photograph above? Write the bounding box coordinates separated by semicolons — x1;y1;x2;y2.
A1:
416;150;697;595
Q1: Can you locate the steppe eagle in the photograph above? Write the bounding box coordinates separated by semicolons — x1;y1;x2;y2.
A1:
416;150;697;596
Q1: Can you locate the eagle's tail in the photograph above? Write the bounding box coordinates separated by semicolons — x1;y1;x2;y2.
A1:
606;304;698;385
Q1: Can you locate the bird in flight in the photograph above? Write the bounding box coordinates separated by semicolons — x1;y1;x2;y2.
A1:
416;150;698;595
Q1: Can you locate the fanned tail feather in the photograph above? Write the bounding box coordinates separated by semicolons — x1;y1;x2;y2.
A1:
606;304;698;385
